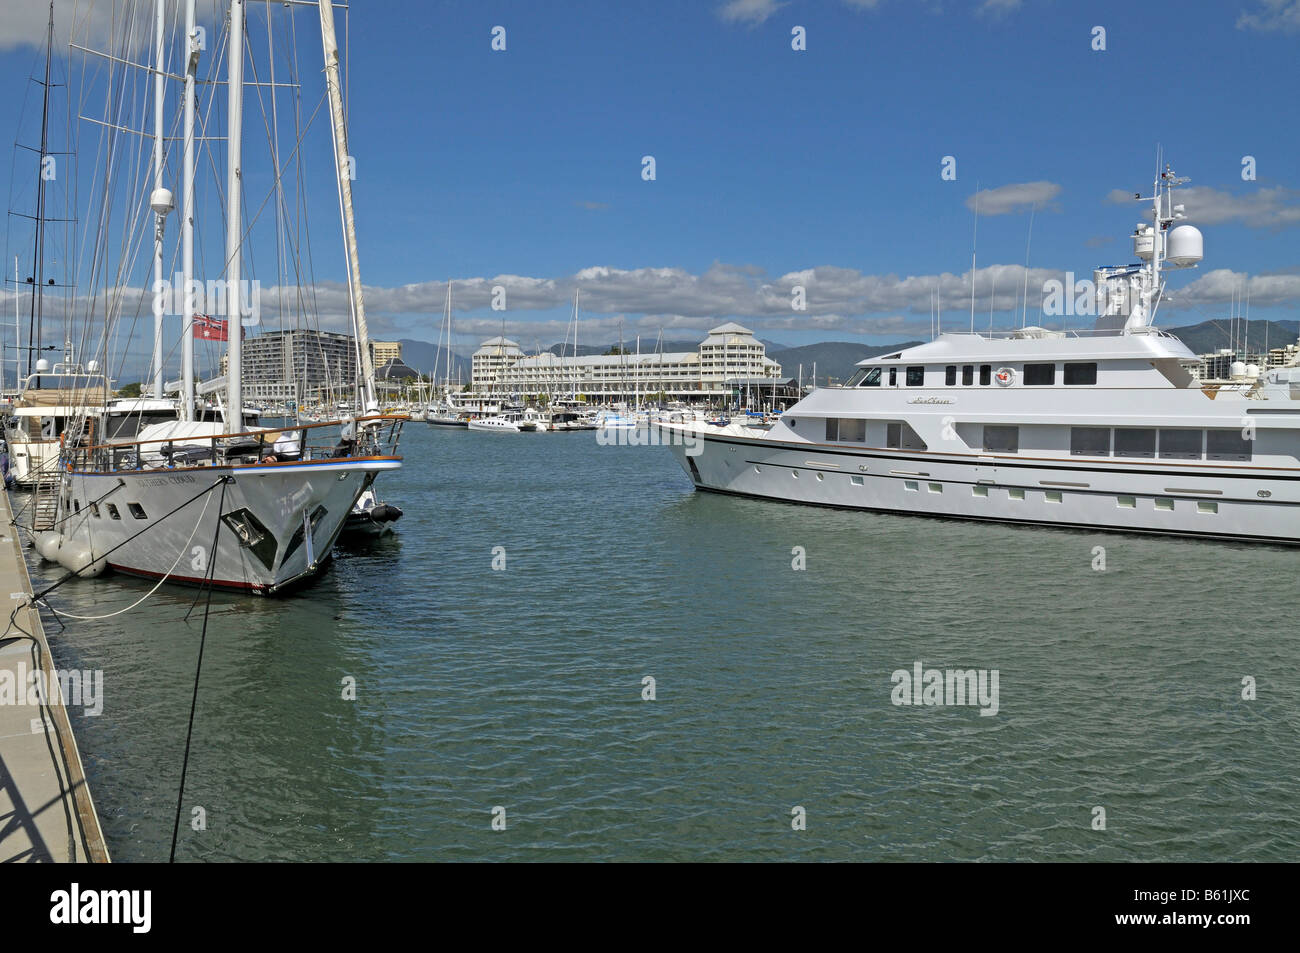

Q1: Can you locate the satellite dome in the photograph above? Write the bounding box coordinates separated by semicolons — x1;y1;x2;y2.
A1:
35;358;50;372
1166;225;1203;267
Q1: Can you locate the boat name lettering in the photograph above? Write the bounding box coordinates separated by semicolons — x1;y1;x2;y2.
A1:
907;397;953;405
140;475;197;487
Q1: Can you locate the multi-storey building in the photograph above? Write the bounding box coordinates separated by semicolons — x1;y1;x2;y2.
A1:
471;322;782;403
225;329;360;404
370;340;402;366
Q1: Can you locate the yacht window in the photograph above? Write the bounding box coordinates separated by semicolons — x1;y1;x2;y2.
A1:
859;367;882;387
107;504;121;520
962;365;974;386
982;425;1019;453
905;366;925;386
888;367;897;386
1158;429;1202;460
826;418;838;441
1064;362;1098;385
979;364;992;386
945;365;957;386
1114;428;1156;458
1024;363;1056;386
90;503;100;518
128;502;148;520
844;368;869;387
836;418;866;442
73;500;81;514
1206;429;1252;461
886;421;928;450
1070;427;1111;456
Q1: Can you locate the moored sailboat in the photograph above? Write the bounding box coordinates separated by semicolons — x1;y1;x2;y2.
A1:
33;0;403;593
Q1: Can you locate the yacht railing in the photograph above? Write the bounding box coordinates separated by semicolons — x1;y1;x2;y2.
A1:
62;414;407;474
940;326;1183;341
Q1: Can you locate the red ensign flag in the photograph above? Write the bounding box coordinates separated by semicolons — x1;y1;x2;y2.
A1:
192;314;228;341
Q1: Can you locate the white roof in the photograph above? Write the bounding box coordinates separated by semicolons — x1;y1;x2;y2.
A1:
512;351;698;369
857;329;1199;366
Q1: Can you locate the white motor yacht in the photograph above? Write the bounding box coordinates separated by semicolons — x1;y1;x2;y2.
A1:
661;165;1300;546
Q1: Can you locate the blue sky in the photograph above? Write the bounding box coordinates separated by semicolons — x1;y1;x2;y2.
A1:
0;0;1297;367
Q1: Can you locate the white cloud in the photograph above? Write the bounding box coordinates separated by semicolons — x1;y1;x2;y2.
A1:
1174;268;1300;310
717;0;789;26
0;0;193;54
1108;184;1300;229
7;258;1293;368
1237;0;1300;33
966;181;1062;216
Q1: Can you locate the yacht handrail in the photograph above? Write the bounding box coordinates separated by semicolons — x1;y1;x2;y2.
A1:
938;326;1184;341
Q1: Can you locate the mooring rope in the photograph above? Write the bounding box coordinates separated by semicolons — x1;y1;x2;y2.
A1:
24;476;228;607
38;486;218;622
169;476;228;863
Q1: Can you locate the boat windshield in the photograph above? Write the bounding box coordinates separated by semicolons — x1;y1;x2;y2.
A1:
844;367;881;387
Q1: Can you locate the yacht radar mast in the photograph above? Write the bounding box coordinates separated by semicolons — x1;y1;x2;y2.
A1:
1123;164;1202;330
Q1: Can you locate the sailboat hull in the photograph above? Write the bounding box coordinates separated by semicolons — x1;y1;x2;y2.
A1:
52;457;400;593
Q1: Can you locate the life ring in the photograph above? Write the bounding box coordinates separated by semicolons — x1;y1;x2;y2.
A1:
995;367;1015;387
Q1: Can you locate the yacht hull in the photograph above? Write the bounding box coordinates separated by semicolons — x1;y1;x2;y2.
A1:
51;457;401;593
663;424;1300;545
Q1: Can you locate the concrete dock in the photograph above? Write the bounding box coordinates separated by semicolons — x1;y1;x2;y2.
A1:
0;488;109;862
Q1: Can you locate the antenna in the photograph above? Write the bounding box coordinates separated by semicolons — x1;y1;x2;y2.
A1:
970;182;979;333
1021;202;1036;328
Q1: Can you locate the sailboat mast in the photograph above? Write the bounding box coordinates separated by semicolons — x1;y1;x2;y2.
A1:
150;0;169;399
319;0;376;412
25;3;55;378
224;0;245;429
180;0;197;420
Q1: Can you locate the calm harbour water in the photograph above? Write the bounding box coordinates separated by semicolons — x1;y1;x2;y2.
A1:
29;424;1299;862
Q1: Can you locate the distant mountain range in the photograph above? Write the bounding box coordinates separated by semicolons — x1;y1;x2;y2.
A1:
395;338;471;381
1157;320;1297;356
765;341;927;385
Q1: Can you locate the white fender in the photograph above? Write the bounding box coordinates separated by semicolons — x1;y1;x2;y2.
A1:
57;545;108;578
33;531;63;563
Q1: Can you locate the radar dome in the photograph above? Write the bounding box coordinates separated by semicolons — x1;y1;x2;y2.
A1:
150;187;174;215
1230;361;1247;380
35;358;50;372
1166;224;1203;267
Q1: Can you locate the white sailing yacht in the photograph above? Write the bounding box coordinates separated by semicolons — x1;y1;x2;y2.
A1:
425;281;469;425
662;164;1300;545
34;0;403;592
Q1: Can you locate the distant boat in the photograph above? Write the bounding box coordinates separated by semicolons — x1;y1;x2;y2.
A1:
468;412;525;433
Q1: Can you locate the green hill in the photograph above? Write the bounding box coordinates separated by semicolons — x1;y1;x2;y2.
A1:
1160;320;1298;355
